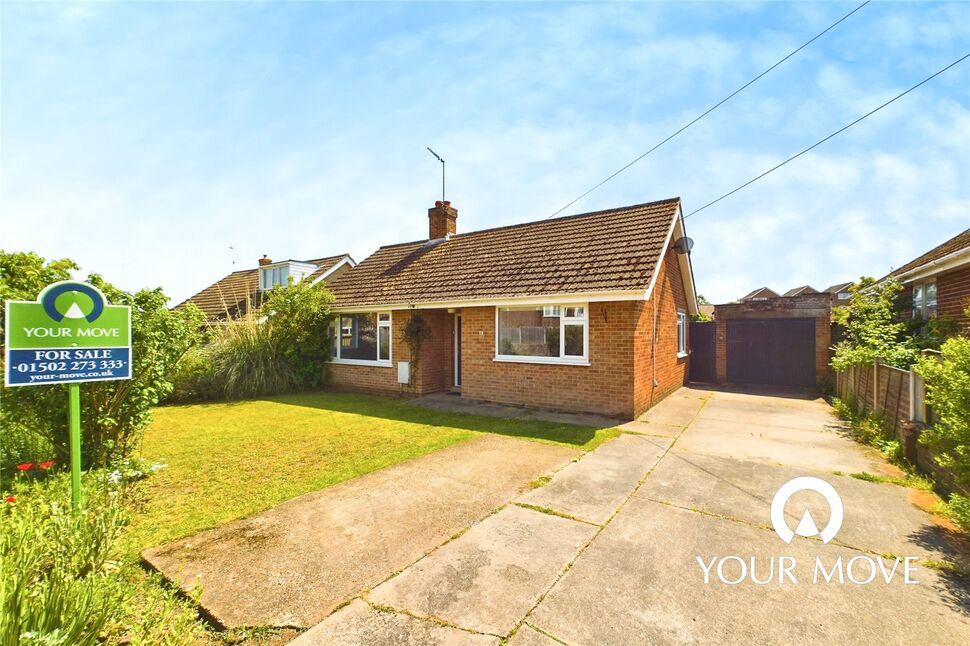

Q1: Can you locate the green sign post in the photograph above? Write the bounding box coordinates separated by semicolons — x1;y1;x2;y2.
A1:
4;281;132;510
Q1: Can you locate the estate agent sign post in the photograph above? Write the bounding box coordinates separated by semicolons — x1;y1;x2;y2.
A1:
4;281;132;510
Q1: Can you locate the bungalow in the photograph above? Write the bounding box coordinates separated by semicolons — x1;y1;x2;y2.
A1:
885;227;970;328
179;254;355;323
324;197;699;419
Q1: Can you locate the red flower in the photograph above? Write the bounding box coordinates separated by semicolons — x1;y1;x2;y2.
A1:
38;460;56;470
15;463;33;471
4;496;14;504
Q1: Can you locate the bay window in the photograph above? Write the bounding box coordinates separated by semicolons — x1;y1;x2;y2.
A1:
496;304;588;364
331;312;392;364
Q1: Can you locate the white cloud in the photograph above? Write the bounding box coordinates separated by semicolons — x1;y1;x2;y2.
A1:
1;1;967;307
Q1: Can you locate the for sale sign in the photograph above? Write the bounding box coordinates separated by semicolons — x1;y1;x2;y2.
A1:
4;281;132;387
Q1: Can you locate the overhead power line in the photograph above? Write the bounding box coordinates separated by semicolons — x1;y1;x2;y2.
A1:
547;0;872;219
683;52;970;220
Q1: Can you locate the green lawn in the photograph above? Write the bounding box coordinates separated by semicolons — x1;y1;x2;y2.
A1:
127;391;616;552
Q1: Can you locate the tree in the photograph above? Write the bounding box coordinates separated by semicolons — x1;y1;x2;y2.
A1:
262;278;335;388
831;276;916;371
1;251;205;468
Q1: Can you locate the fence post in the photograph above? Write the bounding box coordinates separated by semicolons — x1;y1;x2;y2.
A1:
873;357;880;414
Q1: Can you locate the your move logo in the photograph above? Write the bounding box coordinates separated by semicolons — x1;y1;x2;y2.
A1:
696;477;920;586
770;476;843;544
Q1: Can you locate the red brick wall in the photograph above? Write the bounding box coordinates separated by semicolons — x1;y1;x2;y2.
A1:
633;248;690;414
936;265;970;329
458;302;637;418
327;309;453;396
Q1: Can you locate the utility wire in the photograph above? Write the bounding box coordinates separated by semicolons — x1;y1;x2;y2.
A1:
547;0;872;219
683;52;970;220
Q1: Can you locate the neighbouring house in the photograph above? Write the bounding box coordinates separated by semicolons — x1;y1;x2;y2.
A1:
782;285;819;297
698;303;716;319
884;227;970;329
323;198;699;419
739;286;780;302
824;281;854;306
179;254;356;322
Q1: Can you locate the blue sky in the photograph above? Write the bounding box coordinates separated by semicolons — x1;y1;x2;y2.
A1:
3;1;968;305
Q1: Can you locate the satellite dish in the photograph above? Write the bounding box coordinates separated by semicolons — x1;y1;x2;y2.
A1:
673;237;694;255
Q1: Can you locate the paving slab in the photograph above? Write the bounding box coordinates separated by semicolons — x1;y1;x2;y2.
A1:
143;435;577;629
637;389;707;426
530;498;970;645
506;624;561;646
696;394;837;431
673;415;884;473
516;434;671;525
616;419;682;438
368;505;598;637
290;599;497;646
638;451;964;564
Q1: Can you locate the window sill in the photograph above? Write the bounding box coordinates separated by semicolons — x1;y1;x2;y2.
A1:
493;356;590;367
677;352;689;359
331;359;393;368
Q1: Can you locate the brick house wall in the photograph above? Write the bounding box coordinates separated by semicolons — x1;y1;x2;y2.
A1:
935;264;970;328
898;264;970;329
633;247;690;414
458;302;637;418
713;294;832;387
327;309;453;396
329;249;692;418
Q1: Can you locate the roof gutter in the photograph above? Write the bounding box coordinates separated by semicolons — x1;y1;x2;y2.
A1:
331;289;648;312
891;247;970;284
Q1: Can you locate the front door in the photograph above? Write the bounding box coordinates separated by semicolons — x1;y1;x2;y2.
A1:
453;314;462;388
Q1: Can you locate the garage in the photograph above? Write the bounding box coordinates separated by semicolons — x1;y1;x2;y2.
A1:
726;318;816;387
711;293;832;391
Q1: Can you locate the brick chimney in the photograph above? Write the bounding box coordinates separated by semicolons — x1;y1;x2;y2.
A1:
428;200;457;240
258;255;273;266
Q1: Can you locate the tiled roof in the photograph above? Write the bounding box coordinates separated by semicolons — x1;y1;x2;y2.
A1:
782;285;819;297
888;228;970;279
178;254;349;322
824;282;853;294
740;287;779;301
329;198;682;307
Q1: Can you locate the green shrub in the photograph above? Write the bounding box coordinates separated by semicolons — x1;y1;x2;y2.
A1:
832;397;901;462
1;252;206;469
942;493;970;533
166;346;218;403
915;333;970;489
0;422;54;474
167;279;334;402
262;279;334;388
208;317;296;399
831;277;917;371
0;474;127;646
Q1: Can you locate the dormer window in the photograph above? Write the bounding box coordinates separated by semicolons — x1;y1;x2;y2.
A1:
258;261;317;291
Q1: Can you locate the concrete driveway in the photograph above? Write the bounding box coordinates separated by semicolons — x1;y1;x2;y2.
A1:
297;387;969;645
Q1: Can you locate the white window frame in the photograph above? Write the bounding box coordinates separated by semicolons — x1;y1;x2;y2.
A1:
912;284;925;319
922;281;937;318
330;311;393;367
494;304;589;366
676;310;687;358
